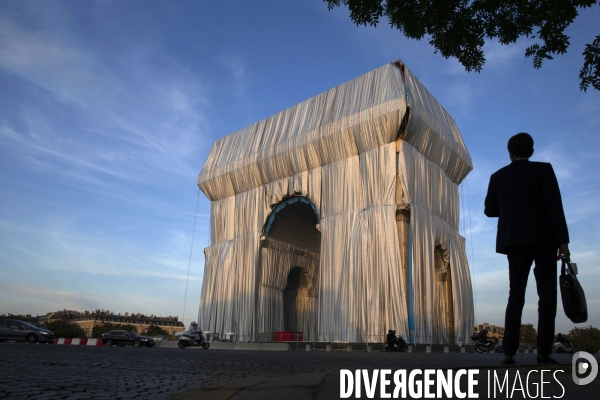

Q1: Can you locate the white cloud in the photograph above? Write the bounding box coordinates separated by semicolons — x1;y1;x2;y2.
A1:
436;39;525;78
576;94;600;127
0;282;100;314
440;81;482;118
0;13;211;192
218;54;248;98
0;280;203;321
0;16;122;107
535;144;576;181
482;40;526;69
0;193;207;283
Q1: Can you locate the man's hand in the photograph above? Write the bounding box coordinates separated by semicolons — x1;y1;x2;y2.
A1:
557;244;570;262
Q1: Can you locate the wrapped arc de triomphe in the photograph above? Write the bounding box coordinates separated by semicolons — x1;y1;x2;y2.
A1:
197;60;474;344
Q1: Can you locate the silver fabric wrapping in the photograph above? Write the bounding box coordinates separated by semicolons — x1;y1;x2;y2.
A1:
402;69;473;184
198;63;407;201
198;61;474;343
397;141;474;343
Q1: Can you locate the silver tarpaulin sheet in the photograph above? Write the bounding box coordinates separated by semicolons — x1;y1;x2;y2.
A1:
197;61;474;344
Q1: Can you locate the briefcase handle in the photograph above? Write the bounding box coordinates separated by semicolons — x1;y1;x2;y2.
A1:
560;259;577;276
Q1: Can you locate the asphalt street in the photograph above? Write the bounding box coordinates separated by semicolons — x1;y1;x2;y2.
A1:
0;343;598;399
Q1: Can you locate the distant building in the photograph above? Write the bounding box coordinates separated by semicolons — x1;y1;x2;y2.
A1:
0;313;37;324
38;309;185;337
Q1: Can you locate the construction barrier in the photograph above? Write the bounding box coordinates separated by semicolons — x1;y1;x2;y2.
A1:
53;338;104;346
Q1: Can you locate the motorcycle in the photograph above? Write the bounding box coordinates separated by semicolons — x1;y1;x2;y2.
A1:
178;330;210;349
554;340;573;353
385;337;408;353
474;336;503;353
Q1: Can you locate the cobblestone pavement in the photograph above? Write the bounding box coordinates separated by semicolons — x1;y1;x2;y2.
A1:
1;343;598;399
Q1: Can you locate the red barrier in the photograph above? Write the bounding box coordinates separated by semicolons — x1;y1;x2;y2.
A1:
54;337;105;345
274;331;303;342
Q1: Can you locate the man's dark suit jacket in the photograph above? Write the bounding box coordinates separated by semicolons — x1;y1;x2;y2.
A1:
484;160;569;254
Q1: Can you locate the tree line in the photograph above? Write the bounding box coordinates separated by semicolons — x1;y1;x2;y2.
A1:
42;321;169;338
325;0;600;91
520;323;600;353
0;315;169;339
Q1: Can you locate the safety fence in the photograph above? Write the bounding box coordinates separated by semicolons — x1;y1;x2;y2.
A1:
205;333;478;352
223;333;473;344
52;338;105;346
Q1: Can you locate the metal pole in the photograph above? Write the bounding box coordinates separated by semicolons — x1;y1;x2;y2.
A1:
408;215;415;344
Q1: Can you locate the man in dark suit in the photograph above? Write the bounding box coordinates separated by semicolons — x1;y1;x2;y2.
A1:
484;133;570;365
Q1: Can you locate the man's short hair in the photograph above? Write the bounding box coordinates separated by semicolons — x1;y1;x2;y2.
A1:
508;132;534;158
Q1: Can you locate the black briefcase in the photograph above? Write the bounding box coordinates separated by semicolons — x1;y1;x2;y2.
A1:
559;260;588;323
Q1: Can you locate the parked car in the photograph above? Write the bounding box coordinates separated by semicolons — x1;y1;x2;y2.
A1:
101;330;155;347
0;319;55;343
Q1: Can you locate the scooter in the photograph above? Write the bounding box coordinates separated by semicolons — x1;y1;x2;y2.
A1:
554;340;573;353
178;331;210;349
475;337;503;353
385;337;408;352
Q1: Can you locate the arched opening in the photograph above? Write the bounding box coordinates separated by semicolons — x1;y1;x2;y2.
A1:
257;195;320;341
283;267;311;332
263;196;320;253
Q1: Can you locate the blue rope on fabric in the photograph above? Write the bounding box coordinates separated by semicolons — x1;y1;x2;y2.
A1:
408;216;415;344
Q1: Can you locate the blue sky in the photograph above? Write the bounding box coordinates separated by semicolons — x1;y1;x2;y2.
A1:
1;0;598;334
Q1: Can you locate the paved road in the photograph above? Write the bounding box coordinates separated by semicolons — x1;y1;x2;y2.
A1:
1;343;598;399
